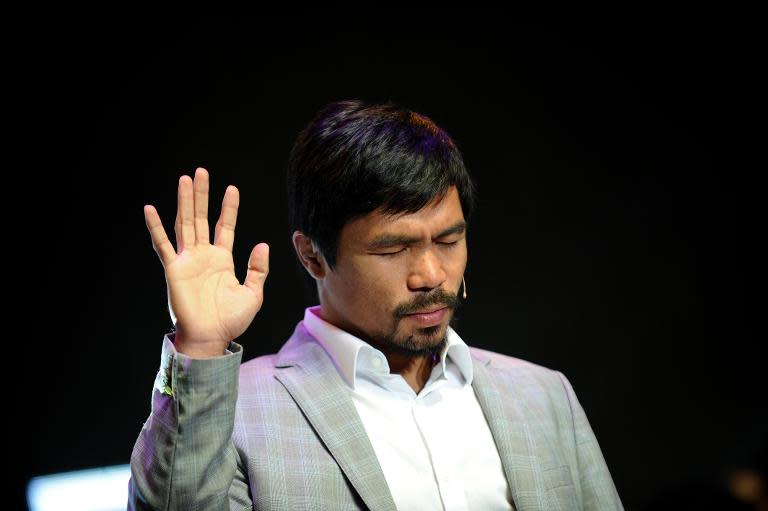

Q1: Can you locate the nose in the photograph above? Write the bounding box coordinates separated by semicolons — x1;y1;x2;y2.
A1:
407;248;447;291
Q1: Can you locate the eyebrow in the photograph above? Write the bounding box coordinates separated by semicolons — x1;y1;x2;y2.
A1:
367;220;467;250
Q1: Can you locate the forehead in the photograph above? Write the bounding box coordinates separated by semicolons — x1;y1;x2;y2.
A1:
340;186;465;244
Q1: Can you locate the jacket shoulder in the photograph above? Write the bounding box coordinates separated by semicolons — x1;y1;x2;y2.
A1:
469;345;559;374
469;345;568;391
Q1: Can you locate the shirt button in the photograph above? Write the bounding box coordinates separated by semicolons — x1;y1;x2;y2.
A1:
371;357;383;369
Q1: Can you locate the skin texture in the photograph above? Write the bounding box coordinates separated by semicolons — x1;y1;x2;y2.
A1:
293;185;468;394
143;167;270;358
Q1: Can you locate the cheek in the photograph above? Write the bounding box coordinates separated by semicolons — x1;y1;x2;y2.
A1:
350;255;404;282
345;258;404;302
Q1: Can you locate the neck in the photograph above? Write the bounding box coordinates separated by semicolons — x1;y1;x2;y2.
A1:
372;343;441;394
314;304;443;394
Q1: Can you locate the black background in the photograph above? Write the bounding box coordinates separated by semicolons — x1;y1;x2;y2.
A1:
15;13;763;510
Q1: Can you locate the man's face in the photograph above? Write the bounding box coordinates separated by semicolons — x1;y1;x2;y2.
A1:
318;185;467;356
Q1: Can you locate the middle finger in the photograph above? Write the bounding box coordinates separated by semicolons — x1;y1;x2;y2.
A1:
193;167;210;245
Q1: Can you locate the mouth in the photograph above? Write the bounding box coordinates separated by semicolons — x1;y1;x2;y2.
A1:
407;306;448;315
404;306;449;326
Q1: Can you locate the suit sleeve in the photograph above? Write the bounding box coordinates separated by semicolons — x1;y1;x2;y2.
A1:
555;370;624;511
127;332;254;511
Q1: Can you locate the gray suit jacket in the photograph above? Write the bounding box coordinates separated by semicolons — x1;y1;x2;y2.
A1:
128;321;623;510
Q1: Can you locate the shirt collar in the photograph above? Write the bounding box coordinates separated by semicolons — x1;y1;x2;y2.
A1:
302;305;474;390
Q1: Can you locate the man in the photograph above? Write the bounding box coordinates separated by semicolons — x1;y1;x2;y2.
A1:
129;100;624;510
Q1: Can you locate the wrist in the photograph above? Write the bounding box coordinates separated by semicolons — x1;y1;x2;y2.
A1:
172;332;229;359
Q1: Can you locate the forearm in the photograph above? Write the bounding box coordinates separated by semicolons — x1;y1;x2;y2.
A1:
128;333;245;510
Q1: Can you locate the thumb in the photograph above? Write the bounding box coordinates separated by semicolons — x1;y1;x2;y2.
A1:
244;242;269;292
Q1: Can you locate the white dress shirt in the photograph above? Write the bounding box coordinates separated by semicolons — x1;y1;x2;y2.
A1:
303;305;514;511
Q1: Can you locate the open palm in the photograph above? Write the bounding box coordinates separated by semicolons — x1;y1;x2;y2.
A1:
143;167;269;357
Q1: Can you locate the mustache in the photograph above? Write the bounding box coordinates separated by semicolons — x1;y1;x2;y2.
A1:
394;288;460;317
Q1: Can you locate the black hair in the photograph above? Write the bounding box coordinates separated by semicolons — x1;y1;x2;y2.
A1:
286;99;477;284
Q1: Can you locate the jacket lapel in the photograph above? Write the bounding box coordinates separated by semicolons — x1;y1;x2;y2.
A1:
470;350;547;511
273;322;398;511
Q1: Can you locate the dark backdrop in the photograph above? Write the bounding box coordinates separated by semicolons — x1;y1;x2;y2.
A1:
16;13;762;510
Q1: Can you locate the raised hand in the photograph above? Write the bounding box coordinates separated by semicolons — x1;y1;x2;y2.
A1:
143;167;269;358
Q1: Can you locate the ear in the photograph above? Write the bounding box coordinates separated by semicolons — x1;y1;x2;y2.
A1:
292;230;327;279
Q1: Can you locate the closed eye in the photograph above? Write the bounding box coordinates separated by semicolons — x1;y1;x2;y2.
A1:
374;241;458;255
374;248;406;256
